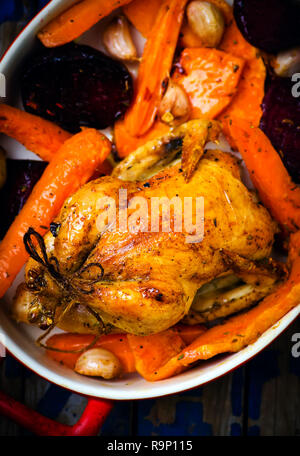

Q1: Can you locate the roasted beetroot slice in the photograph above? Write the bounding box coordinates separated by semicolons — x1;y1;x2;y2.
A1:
260;77;300;183
21;43;133;133
0;159;47;239
234;0;300;53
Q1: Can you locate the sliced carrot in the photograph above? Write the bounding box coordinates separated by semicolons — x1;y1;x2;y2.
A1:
173;48;245;120
143;230;300;381
217;14;263;148
123;0;160;37
0;104;71;161
127;330;185;380
123;0;188;137
114;118;170;157
219;56;266;147
220;15;258;60
38;0;133;48
46;333;136;373
172;324;207;345
0;128;111;298
226;118;300;232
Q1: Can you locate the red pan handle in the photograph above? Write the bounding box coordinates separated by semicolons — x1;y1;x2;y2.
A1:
0;390;113;436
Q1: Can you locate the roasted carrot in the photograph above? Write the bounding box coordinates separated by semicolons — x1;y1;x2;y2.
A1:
0;104;71;161
46;333;136;373
38;0;133;48
127;330;185;380
123;0;189;137
173;48;245;120
46;325;205;376
226;118;300;232
114;118;170;157
143;230;300;381
220;14;257;60
219;56;266;147
172;324;207;345
0;104;111;174
217;13;264;147
0;128;111;297
123;0;160;37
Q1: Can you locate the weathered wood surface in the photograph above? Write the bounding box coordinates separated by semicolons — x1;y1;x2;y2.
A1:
0;1;299;437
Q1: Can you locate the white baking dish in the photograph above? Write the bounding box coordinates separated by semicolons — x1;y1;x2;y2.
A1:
0;0;299;400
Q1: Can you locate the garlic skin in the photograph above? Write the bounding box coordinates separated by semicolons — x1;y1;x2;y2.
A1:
187;1;225;48
103;16;138;61
75;348;123;379
159;81;190;126
272;47;300;78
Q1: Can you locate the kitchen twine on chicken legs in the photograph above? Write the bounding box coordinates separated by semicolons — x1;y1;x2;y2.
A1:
95;189;205;244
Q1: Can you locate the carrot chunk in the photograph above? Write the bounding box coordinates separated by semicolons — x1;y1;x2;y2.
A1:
220;14;257;60
218;13;265;146
219;56;266;147
123;0;161;37
173;48;245;120
127;330;185;380
172;324;207;345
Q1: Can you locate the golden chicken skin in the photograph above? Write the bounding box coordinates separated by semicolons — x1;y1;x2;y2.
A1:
13;121;283;336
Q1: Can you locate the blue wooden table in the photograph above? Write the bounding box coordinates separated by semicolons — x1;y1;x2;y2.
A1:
0;0;299;436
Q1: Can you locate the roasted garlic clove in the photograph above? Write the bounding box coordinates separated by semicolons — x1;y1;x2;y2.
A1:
103;15;138;61
159;81;190;126
272;47;300;77
187;1;225;48
75;348;123;379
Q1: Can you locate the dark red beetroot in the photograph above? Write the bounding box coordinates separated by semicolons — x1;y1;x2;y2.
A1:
0;160;47;239
234;0;300;53
260;77;300;183
21;43;133;133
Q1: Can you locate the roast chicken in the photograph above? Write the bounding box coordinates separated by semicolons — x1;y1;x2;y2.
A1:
13;120;284;336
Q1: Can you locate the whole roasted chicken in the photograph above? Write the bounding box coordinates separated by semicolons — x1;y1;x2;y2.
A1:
13;120;284;336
